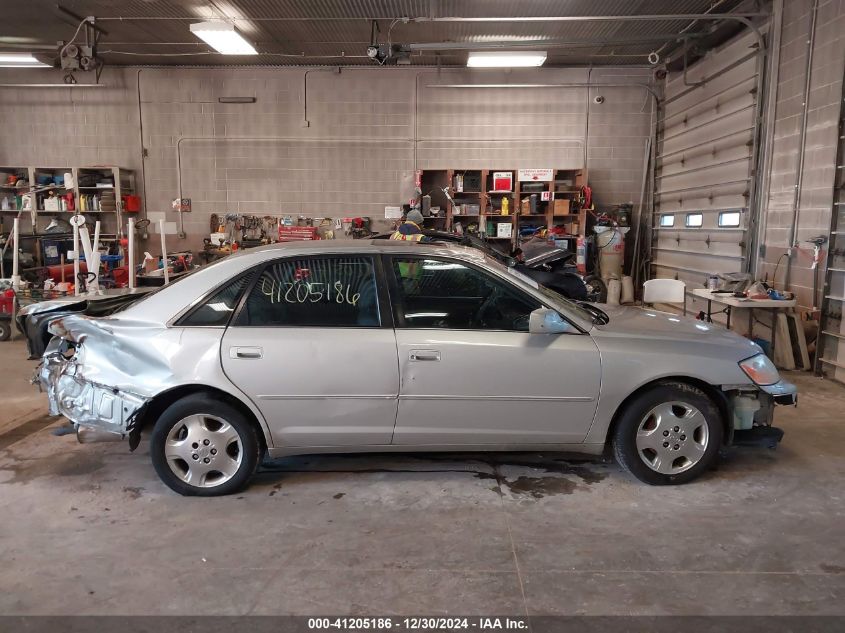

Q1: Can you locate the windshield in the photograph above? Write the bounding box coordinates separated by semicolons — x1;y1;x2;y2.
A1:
534;283;602;324
481;253;597;325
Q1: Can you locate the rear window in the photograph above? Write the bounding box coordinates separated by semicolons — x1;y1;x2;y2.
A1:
177;275;251;327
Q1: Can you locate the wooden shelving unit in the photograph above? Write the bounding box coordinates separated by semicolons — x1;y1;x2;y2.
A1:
418;168;589;252
0;165;136;271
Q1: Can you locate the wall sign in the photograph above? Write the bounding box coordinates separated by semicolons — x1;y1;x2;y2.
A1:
518;169;554;182
171;198;191;212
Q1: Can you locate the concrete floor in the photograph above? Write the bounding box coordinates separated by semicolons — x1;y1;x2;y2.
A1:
1;336;844;616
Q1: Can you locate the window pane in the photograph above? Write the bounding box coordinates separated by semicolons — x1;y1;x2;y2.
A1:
686;213;703;227
236;256;379;327
659;214;675;227
718;211;741;227
391;257;538;331
178;275;250;326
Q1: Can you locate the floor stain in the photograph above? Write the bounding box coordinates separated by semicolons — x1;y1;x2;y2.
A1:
472;454;608;498
0;452;105;484
333;492;345;499
122;486;145;500
257;452;608;499
820;564;845;574
505;475;578;498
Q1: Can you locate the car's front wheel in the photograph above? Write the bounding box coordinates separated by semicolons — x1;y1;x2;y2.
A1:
0;320;10;342
150;394;261;496
612;382;723;485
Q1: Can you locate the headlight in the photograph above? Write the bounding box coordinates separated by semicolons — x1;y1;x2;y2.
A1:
739;353;780;386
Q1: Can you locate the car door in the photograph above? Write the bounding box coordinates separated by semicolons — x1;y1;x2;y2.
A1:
386;254;601;446
220;254;399;447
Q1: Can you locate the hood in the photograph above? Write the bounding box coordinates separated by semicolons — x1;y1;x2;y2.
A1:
592;305;761;358
522;245;573;268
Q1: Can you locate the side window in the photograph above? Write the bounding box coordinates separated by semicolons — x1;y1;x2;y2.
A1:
177;274;250;327
235;256;380;327
390;257;539;331
685;212;703;227
718;210;741;227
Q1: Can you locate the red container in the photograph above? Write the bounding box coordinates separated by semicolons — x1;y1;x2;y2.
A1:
278;226;320;242
122;195;141;212
46;262;88;283
112;266;129;287
1;288;14;316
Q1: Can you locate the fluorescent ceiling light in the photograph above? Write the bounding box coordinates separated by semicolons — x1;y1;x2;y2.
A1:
467;51;547;67
189;21;257;55
0;53;51;68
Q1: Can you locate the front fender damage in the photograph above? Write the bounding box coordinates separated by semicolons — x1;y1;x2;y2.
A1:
39;315;168;441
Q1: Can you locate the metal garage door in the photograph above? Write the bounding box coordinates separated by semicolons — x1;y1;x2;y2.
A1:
652;29;764;317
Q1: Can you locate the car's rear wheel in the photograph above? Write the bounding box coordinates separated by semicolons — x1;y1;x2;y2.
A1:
612;382;723;485
150;394;260;496
0;320;10;342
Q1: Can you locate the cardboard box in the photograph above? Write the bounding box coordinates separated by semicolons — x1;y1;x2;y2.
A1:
496;222;513;238
552;198;571;215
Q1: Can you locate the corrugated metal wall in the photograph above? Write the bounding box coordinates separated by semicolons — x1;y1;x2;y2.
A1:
653;29;764;321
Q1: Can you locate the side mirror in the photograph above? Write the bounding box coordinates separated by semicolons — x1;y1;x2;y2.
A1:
529;308;577;334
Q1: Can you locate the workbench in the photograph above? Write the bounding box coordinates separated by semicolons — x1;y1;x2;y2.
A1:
685;288;796;360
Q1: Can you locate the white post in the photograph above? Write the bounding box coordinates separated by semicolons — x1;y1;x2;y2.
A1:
159;219;169;285
72;220;80;296
78;227;94;295
11;217;20;290
93;220;101;254
90;221;102;294
127;217;135;290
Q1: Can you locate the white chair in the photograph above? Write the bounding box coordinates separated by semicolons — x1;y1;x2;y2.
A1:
643;278;686;309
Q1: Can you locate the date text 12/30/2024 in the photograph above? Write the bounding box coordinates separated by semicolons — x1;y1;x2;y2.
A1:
307;617;529;631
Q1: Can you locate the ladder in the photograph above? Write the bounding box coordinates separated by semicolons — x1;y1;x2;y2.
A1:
814;68;845;384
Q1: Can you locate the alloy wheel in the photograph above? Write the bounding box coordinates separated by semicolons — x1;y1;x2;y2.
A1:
164;414;243;488
635;401;709;475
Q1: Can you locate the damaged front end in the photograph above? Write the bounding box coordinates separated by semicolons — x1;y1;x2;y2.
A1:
38;316;154;443
723;378;797;449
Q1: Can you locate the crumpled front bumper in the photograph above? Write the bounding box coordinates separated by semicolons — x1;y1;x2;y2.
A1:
39;347;150;438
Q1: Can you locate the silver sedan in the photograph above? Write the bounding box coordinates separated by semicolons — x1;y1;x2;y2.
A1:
38;241;797;495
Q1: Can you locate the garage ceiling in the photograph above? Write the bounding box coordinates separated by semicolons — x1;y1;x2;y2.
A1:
3;0;749;67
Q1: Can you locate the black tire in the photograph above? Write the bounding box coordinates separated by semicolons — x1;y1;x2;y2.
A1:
150;394;261;496
612;382;723;485
0;320;10;342
583;274;607;303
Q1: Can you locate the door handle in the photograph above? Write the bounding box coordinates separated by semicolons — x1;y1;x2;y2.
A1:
409;350;441;362
230;346;263;359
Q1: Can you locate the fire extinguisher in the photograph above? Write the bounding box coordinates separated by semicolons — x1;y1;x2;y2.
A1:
576;236;587;275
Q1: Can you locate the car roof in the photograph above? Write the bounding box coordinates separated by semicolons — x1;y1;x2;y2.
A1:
121;240;498;325
239;239;489;264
